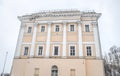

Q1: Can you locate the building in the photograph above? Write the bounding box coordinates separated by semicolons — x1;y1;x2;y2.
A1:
11;9;104;76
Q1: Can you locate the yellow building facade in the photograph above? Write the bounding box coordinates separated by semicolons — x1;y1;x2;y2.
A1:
11;10;104;76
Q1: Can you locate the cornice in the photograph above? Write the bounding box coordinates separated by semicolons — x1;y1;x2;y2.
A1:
18;9;101;21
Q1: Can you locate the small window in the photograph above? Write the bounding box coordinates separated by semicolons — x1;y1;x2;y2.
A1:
24;47;29;55
85;25;90;32
34;68;39;76
38;46;43;55
55;25;59;32
51;66;58;76
86;46;92;56
70;46;75;56
28;27;32;33
70;25;74;31
41;26;45;32
70;69;75;76
54;46;59;55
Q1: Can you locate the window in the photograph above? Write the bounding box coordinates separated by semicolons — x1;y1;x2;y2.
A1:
55;25;59;32
70;25;74;31
85;25;90;32
34;68;39;76
41;26;45;32
70;46;75;56
38;46;43;55
24;47;28;55
86;46;92;56
70;69;75;76
54;46;59;55
28;27;32;33
51;65;58;76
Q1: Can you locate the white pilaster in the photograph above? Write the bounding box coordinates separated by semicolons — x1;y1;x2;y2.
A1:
78;21;83;57
30;23;38;57
62;22;67;58
93;21;102;59
15;23;25;58
46;22;51;58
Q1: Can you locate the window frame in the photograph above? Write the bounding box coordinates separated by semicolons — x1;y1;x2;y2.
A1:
51;65;58;76
69;44;76;56
85;25;90;32
70;25;75;32
41;25;45;32
53;45;60;56
55;25;60;32
37;45;44;56
23;45;30;56
27;26;32;33
85;45;93;56
34;68;39;76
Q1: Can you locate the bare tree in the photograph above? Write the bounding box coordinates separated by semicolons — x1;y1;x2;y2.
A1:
104;46;120;76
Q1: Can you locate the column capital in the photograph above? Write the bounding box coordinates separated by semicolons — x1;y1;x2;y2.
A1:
77;20;81;24
63;21;67;25
92;21;98;25
47;22;52;25
34;22;38;26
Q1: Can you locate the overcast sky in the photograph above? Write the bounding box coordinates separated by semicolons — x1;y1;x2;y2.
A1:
0;0;120;73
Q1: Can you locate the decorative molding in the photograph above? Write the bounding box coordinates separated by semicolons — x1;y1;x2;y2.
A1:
82;42;95;44
35;42;46;44
22;42;32;44
51;42;62;44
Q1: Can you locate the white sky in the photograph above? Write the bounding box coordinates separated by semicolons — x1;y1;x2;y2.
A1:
0;0;120;73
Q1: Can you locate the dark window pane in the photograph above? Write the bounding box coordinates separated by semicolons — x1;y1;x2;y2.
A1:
70;25;74;31
54;46;58;55
24;47;28;55
41;26;45;32
28;27;32;33
85;25;90;32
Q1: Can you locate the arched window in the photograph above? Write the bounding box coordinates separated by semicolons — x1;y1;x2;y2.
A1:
51;65;58;76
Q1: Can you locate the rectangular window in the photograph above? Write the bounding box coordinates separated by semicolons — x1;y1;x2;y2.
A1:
70;25;74;31
55;25;59;32
34;68;39;76
41;26;45;32
54;46;59;55
28;27;32;33
70;46;75;56
70;69;75;76
85;25;90;32
86;46;92;56
38;46;43;55
24;47;28;55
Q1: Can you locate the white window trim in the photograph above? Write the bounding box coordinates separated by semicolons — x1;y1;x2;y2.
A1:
52;45;60;56
84;24;91;32
54;24;61;32
69;44;76;56
69;24;76;32
85;45;93;56
22;45;30;56
26;25;32;33
37;45;44;56
40;25;46;32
